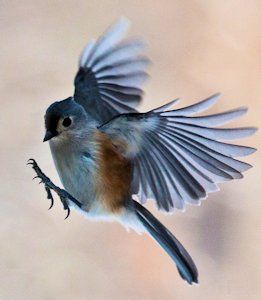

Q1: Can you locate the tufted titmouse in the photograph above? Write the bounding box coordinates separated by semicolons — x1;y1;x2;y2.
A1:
28;19;257;284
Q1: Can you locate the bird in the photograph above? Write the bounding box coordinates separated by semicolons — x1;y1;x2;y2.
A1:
28;18;257;285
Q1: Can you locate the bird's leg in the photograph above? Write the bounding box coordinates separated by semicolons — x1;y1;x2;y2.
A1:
27;158;82;219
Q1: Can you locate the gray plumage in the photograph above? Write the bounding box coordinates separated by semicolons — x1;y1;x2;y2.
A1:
100;93;256;211
33;19;257;285
74;18;150;123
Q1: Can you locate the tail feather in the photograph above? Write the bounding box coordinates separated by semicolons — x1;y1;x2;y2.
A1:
134;201;198;284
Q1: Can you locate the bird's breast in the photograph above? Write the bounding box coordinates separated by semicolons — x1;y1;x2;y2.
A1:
49;130;132;217
49;139;98;210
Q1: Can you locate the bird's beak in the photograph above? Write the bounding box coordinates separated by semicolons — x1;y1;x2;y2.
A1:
43;130;57;142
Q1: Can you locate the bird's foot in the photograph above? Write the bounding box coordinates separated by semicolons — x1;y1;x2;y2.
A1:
27;158;82;219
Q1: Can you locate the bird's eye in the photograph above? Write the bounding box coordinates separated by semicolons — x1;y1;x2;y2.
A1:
62;117;72;127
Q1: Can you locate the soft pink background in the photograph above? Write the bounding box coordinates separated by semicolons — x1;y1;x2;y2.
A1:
1;1;260;299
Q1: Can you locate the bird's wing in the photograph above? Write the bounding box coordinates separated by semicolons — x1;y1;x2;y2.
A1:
100;94;257;212
73;18;150;124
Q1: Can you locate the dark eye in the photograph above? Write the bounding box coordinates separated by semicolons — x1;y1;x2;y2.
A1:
62;117;72;127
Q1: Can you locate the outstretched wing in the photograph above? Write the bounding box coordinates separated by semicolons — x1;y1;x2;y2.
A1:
100;94;257;212
74;19;150;124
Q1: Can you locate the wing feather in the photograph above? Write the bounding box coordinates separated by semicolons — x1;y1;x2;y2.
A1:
145;133;184;209
168;93;220;116
100;94;256;212
85;18;130;67
163;107;248;126
158;126;236;180
74;19;149;123
92;40;145;72
95;57;150;78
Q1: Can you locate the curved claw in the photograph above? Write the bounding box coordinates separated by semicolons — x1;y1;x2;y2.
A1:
64;207;71;220
28;157;75;219
45;187;54;210
27;158;36;165
32;175;43;184
48;198;54;210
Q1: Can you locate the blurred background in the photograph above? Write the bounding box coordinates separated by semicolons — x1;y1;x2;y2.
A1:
1;1;260;299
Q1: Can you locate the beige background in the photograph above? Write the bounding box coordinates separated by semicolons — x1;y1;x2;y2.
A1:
1;1;261;299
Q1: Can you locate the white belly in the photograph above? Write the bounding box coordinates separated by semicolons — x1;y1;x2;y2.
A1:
69;199;144;233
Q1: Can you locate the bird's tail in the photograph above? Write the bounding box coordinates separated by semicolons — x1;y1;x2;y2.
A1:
134;201;198;284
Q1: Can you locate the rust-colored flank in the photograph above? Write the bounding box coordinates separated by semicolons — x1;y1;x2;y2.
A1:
94;130;132;213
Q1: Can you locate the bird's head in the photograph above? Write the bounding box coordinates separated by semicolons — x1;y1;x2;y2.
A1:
43;97;88;142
